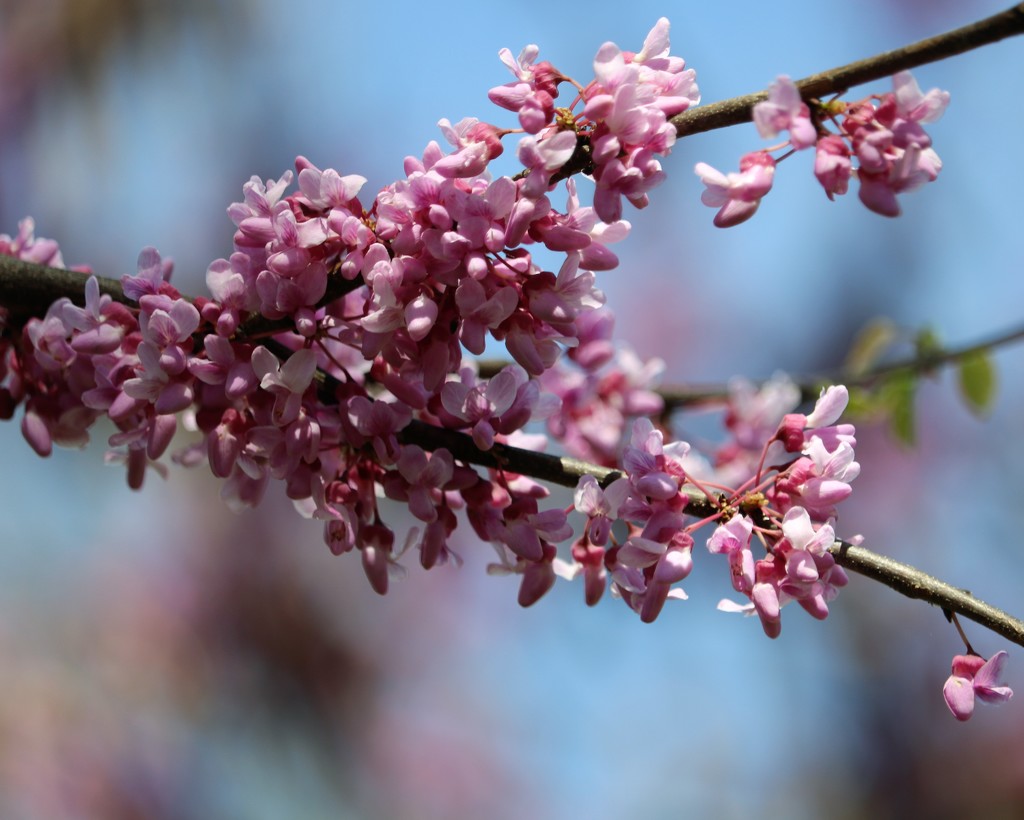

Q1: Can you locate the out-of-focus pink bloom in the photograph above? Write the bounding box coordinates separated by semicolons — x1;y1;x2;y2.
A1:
892;70;949;130
814;135;852;200
753;75;816;149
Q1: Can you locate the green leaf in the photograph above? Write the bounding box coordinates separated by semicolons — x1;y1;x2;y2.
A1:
913;326;944;376
842;386;875;419
844;318;898;377
957;350;997;417
878;372;917;445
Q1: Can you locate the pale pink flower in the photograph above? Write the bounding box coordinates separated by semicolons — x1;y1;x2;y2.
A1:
707;515;755;594
695;151;775;227
944;651;1013;721
251;347;317;426
814;135;852;200
753;75;816;149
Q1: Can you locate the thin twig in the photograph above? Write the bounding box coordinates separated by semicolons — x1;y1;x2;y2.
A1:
478;320;1024;410
671;3;1024;138
659;321;1024;408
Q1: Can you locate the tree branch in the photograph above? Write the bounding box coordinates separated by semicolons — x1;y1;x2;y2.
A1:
476;319;1024;410
671;3;1024;138
5;4;1024;648
2;253;1023;650
405;418;1024;650
0;255;126;320
829;542;1024;648
656;320;1024;409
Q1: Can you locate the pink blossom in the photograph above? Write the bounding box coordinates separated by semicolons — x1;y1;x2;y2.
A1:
251;347;316;426
857;143;942;218
295;157;368;211
814;135;852;200
892;70;949;130
574;474;629;546
122;246;175;302
433;118;504;179
0;217;65;267
565;539;608;606
489;45;560;133
454;278;519;355
346;395;412;464
777;384;856;454
440;365;551;450
695;152;775;228
706;515;755;594
943;651;1013;721
753;75;817;149
62;276;126;355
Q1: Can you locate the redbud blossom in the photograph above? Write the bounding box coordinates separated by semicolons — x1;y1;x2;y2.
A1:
694;152;775;227
753;75;816;150
943;651;1013;721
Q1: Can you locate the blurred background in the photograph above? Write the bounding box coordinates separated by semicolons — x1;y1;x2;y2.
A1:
1;0;1023;817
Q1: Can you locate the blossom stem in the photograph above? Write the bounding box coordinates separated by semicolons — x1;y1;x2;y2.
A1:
948;611;977;655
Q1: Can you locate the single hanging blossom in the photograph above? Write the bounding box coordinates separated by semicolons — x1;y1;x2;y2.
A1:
694;151;775;227
943;651;1013;721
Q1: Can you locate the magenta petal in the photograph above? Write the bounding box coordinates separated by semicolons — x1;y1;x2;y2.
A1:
974;651;1013;704
805;385;849;428
518;561;556;608
636;471;677;500
943;675;976;721
147;414;177;459
714;198;759;228
21;409;52;457
640;580;670;623
209;430;240;478
505;523;543;562
654;548;692;584
155;382;194;414
974;650;1008;688
361;546;389;595
71;323;123;354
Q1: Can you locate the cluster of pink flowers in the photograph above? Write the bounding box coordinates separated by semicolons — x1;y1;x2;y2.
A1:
0;20;695;594
0;23;1009;721
558;385;861;632
696;71;949;226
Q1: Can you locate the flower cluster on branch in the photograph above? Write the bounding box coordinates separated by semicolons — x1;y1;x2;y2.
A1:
0;16;1017;721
